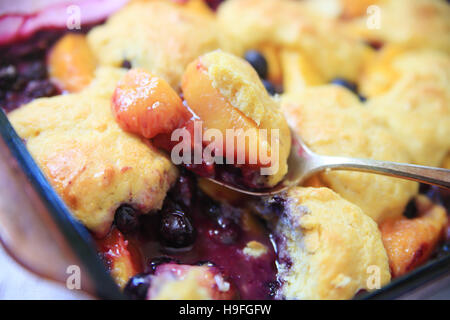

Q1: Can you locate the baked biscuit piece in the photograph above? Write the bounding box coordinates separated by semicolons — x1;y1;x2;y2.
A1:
8;67;178;237
274;187;390;300
363;49;450;166
281;86;418;223
87;1;223;90
217;0;373;82
344;0;450;53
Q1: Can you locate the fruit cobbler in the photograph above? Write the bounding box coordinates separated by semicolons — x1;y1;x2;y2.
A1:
1;0;450;300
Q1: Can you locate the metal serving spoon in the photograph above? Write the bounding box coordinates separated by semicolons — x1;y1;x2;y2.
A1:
206;130;450;196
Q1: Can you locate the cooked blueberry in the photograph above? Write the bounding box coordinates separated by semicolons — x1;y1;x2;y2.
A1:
253;195;286;217
169;169;196;208
121;60;132;69
262;79;276;95
403;198;417;219
114;205;139;234
211;217;240;245
159;209;195;248
268;195;285;216
148;256;179;273
419;183;431;194
436;242;450;259
20;61;47;80
207;203;222;219
244;50;268;79
124;273;152;300
358;95;367;102
424;186;450;208
331;78;358;93
0;65;17;89
24;80;57;99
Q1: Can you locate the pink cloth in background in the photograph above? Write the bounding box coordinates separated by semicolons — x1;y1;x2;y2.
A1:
0;0;128;44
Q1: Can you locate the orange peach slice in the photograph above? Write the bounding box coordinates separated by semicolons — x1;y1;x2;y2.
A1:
340;0;380;19
198;177;245;204
97;229;141;288
112;69;191;139
280;49;325;93
181;59;270;168
48;34;96;92
380;195;448;277
260;45;283;85
359;44;406;97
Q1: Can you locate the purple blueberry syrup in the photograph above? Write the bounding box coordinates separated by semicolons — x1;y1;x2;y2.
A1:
132;171;278;300
0;25;99;113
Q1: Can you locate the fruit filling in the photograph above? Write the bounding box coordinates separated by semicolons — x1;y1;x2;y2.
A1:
97;169;278;300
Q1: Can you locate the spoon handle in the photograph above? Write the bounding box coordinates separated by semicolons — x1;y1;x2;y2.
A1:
313;155;450;189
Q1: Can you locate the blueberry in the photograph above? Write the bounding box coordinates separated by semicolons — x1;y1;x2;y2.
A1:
206;199;221;218
148;256;179;273
436;242;450;259
403;198;417;219
23;79;57;99
124;273;152;300
331;78;367;102
114;205;139;234
262;79;276;95
253;195;285;217
159;209;195;248
121;60;132;69
0;65;17;89
331;78;358;93
424;185;450;208
268;195;285;216
244;50;268;79
169;169;196;208
20;61;47;80
211;217;240;245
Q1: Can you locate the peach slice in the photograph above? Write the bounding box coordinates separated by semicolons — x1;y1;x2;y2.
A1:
198;177;245;205
359;44;406;97
181;59;270;168
340;0;380;19
97;228;141;288
48;34;96;92
112;69;191;139
260;45;283;85
280;49;325;93
380;195;448;277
